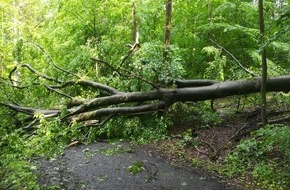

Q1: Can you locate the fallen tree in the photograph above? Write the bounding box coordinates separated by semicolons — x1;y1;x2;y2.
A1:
1;63;290;129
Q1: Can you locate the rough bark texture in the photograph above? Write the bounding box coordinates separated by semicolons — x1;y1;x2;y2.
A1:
163;0;172;62
164;0;172;47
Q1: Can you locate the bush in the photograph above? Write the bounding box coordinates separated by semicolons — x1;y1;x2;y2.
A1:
97;113;171;143
127;42;185;91
224;124;290;189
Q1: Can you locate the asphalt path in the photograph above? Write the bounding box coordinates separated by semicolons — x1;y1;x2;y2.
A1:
36;142;230;190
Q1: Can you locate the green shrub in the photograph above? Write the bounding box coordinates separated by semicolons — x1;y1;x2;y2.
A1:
224;124;290;189
0;117;80;189
0;130;39;189
125;42;185;91
168;102;222;128
97;113;171;143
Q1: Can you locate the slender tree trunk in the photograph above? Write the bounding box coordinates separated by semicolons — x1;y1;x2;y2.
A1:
12;2;22;86
259;0;268;126
208;0;212;22
132;2;137;43
163;0;172;62
114;3;139;74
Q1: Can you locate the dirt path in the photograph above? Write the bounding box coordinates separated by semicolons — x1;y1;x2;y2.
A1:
35;142;230;190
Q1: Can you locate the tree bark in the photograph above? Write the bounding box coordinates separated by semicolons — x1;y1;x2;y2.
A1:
259;0;268;126
163;0;172;62
132;2;137;43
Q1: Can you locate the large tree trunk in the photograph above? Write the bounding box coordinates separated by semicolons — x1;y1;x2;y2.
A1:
2;74;290;128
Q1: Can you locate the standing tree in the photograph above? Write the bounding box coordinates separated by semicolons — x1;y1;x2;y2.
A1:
259;0;268;126
132;1;138;43
163;0;172;62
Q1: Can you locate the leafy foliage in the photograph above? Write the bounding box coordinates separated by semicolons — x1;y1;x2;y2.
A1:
202;46;227;80
129;42;185;90
126;161;144;175
168;102;222;128
97;113;171;144
224;125;290;189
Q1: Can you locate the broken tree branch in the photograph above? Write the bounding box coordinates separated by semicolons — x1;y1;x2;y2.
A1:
73;101;166;122
27;41;81;79
9;64;63;84
92;58;158;89
50;80;120;95
0;103;60;116
210;39;258;77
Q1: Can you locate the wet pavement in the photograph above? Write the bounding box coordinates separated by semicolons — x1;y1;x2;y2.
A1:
36;142;229;190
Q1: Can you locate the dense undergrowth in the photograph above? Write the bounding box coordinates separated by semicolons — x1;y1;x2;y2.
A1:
224;124;290;189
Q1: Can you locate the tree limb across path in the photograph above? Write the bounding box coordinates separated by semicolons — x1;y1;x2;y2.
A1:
2;64;290;129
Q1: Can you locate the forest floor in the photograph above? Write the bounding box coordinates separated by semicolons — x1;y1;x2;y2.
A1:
151;97;290;190
150;111;258;190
